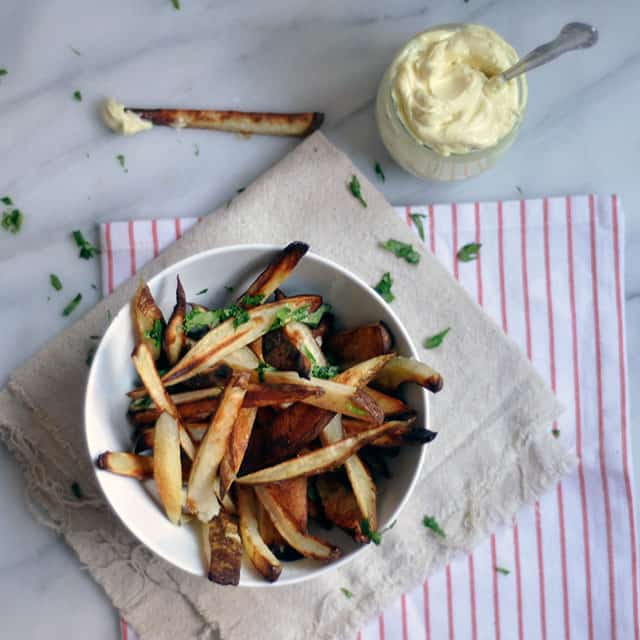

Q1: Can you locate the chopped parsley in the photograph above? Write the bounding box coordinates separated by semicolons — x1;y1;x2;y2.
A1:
240;293;265;307
0;69;7;77
552;428;560;438
373;272;394;303
195;288;208;296
374;161;385;182
72;230;100;259
224;285;235;293
457;242;481;262
361;518;382;545
301;303;331;328
301;345;317;364
194;143;200;157
423;515;446;538
380;239;421;264
116;154;128;173
256;361;275;383
348;175;367;208
62;293;82;317
229;306;250;327
311;364;340;379
410;213;427;242
73;90;82;101
346;403;367;417
71;482;84;499
49;274;63;291
91;283;98;290
495;566;511;575
237;187;246;193
171;0;180;9
143;319;163;350
89;335;100;340
424;328;450;349
70;46;81;56
1;209;23;234
184;308;220;334
340;587;354;599
1;196;13;206
86;346;96;366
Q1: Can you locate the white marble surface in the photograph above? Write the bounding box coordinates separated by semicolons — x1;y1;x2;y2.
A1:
1;1;639;637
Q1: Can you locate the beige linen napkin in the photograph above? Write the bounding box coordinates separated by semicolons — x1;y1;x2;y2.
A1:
0;132;574;640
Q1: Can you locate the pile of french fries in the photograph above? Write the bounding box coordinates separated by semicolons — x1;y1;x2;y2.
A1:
96;242;443;585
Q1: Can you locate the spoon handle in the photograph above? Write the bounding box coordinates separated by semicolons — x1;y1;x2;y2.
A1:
501;22;598;82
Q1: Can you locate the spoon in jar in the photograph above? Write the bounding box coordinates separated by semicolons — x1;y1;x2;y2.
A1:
485;22;598;92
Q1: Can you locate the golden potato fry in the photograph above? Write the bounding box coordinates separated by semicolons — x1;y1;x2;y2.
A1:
163;276;187;365
96;451;153;479
153;413;183;524
131;281;165;361
374;356;443;393
325;323;393;364
219;408;258;499
207;511;242;586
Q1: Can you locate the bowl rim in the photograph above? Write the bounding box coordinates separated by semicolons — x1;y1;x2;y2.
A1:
84;242;428;587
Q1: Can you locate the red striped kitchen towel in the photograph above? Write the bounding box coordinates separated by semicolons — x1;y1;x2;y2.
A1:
101;194;638;640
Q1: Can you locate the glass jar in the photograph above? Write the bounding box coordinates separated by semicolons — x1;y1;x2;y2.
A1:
375;23;528;181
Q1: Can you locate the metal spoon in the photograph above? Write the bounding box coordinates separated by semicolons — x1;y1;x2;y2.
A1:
487;22;598;90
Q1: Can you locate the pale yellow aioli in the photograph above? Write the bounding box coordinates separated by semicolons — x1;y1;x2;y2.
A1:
102;98;153;135
390;25;522;156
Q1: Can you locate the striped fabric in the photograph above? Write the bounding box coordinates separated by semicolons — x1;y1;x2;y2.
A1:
101;194;638;640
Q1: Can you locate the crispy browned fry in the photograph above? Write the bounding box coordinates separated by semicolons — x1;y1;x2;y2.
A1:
364;387;413;417
129;386;223;411
325;323;393;364
128;108;323;137
131;281;165;361
334;354;396;388
374;356;443;393
342;416;417;447
187;373;249;521
130;383;325;427
237;421;399;485
96;451;153;479
197;520;212;572
264;477;308;532
311;313;334;344
320;415;377;530
236;486;282;582
163;276;187;365
131;343;196;459
257;498;279;546
207;511;242;586
316;474;368;542
163;296;321;387
236;242;309;302
219;408;257;499
259;371;383;422
282;321;324;378
153;413;183;524
255;486;340;562
133;427;155;453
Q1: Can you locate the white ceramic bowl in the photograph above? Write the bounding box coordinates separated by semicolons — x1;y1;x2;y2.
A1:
85;244;428;586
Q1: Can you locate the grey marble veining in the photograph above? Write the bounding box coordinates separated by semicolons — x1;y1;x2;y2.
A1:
1;0;640;637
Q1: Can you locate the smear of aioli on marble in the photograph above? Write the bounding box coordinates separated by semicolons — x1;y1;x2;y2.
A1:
101;98;153;135
390;24;522;156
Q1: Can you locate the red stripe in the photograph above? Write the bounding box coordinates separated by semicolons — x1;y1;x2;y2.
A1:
566;195;595;640
544;198;572;640
446;565;455;640
378;612;385;640
151;219;159;257
175;218;182;239
491;535;501;640
520;200;548;639
357;632;362;640
428;204;435;254
588;193;617;638
127;220;136;276
405;205;412;227
468;554;478;640
497;202;508;332
423;581;431;640
512;524;524;640
474;202;483;306
612;194;640;640
401;593;409;640
105;223;114;295
451;204;459;279
121;618;128;640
